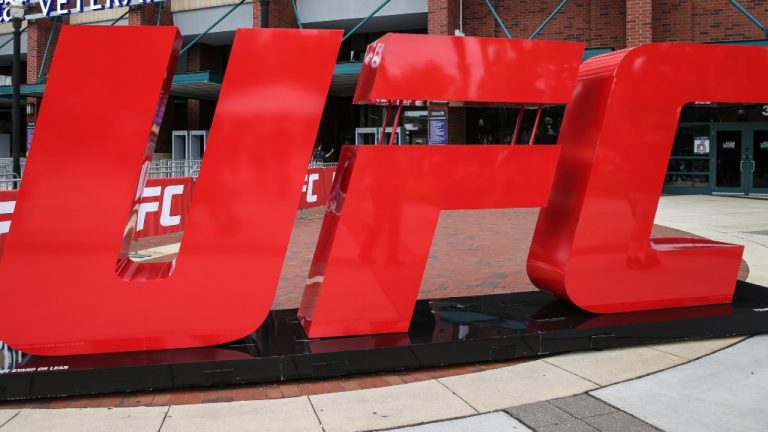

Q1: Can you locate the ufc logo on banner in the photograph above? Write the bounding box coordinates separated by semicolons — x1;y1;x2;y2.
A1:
0;26;761;356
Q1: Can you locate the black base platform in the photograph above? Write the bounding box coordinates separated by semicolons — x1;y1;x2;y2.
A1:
2;280;768;401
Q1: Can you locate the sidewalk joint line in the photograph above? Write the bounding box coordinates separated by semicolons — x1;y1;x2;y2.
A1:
156;405;171;432
645;345;690;360
435;378;480;413
307;395;326;432
540;359;601;387
0;411;21;430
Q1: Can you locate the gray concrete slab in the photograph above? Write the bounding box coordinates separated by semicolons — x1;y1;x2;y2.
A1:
160;397;321;432
646;336;744;360
505;401;574;429
1;406;167;432
386;412;530;431
549;394;615;420
439;360;597;411
582;412;661;432
310;380;476;432
543;346;686;386
592;335;768;432
504;394;662;432
538;419;598;432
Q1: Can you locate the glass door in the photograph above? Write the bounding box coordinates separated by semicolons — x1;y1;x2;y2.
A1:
749;127;768;194
712;126;747;194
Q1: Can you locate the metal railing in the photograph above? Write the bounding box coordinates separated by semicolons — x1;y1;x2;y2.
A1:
0;173;19;190
148;159;203;179
0;158;25;190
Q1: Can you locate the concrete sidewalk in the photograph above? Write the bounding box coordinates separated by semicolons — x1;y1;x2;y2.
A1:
0;195;765;431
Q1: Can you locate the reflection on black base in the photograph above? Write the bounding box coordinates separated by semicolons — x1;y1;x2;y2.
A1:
2;281;767;401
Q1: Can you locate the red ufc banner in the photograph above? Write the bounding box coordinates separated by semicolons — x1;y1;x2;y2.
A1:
299;166;336;210
134;177;194;239
0;27;758;355
1;167;329;249
0;190;15;253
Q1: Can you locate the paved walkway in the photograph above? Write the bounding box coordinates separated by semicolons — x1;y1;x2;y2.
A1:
0;195;765;431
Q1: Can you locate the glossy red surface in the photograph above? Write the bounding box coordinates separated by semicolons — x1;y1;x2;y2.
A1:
0;27;340;355
354;33;584;105
299;146;561;337
300;34;584;338
528;44;755;313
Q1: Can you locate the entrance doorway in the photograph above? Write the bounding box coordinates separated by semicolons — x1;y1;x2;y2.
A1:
712;124;768;195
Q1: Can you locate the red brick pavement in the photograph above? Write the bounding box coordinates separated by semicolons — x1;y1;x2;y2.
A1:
10;208;745;409
139;207;749;310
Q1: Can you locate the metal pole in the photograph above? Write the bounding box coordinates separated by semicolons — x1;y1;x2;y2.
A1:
378;101;392;145
156;1;164;26
260;0;270;28
483;0;511;39
530;0;569;40
727;0;768;38
510;104;525;145
528;104;542;145
11;16;23;180
342;0;392;42
290;0;302;29
389;101;403;146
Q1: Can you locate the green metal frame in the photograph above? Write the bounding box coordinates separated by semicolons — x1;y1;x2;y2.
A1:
342;0;392;42
172;71;224;85
37;15;59;83
156;1;164;26
482;0;570;40
180;0;247;55
727;0;768;39
110;9;130;26
0;26;26;51
291;0;303;29
483;0;511;39
529;0;570;40
583;47;612;61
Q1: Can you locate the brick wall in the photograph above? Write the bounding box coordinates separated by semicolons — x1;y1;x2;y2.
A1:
428;0;461;35
253;0;299;28
26;17;64;85
627;0;652;46
186;43;222;132
129;2;174;26
186;43;226;72
25;14;68;124
187;99;216;130
461;0;626;49
654;0;768;43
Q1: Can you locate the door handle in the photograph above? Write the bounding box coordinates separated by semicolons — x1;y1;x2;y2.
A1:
740;160;744;172
751;161;756;173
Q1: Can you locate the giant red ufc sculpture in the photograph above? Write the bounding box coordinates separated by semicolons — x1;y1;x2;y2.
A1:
0;26;758;355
